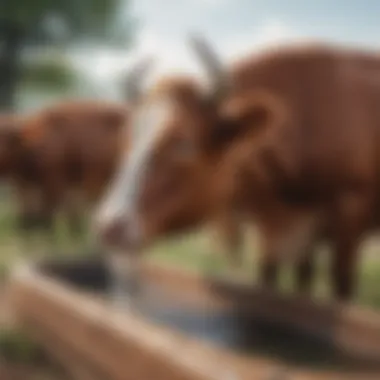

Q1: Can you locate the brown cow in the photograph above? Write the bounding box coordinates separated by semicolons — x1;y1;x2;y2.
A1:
0;114;42;241
0;101;129;250
1;101;245;265
0;114;23;177
94;38;380;302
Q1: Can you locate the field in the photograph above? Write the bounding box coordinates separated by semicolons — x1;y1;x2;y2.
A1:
1;193;380;379
0;192;380;308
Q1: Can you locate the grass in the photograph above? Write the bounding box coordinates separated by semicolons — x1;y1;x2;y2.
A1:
0;327;68;380
148;228;380;309
0;328;46;365
0;193;379;308
0;193;379;377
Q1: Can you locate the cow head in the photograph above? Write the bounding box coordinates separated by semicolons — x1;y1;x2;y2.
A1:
94;36;285;258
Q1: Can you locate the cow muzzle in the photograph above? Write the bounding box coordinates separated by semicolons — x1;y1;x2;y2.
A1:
94;214;142;253
93;213;146;309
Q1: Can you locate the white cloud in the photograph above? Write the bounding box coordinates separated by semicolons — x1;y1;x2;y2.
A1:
192;0;230;7
126;18;300;84
70;15;300;98
221;18;299;62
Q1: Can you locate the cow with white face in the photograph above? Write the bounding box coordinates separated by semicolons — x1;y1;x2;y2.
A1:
94;53;244;305
93;36;323;303
98;35;380;302
94;77;234;299
94;34;320;302
97;78;222;242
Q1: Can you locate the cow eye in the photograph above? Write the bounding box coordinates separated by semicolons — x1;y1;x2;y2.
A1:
171;137;196;159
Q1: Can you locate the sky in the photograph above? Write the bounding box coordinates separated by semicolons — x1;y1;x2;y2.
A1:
69;0;380;98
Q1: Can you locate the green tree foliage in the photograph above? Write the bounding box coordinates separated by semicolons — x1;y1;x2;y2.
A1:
21;55;78;90
0;0;136;110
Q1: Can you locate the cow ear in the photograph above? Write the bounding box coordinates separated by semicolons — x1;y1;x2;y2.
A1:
104;109;127;130
210;90;287;149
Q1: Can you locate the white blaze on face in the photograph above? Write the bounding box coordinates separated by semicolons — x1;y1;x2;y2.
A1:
96;96;174;242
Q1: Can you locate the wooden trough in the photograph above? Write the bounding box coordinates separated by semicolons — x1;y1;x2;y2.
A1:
7;256;380;380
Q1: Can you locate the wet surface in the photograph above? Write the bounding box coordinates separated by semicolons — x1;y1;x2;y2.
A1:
40;256;380;373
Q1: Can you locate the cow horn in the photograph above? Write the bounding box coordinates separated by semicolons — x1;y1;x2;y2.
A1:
188;33;228;100
123;56;154;103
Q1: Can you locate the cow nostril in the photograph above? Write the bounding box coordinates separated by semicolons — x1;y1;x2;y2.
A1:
94;214;143;250
98;219;125;247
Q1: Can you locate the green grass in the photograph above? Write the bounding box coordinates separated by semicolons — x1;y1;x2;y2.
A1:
0;328;47;365
0;194;380;309
148;227;380;308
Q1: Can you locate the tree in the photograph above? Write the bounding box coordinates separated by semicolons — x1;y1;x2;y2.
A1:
0;0;136;110
21;54;78;91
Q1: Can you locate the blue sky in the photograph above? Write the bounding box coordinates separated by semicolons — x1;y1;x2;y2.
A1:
131;0;380;47
71;0;380;95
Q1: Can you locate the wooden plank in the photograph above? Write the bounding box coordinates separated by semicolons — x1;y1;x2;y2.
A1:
8;260;380;380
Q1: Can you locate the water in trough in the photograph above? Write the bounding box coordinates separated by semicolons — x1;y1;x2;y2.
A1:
40;256;380;373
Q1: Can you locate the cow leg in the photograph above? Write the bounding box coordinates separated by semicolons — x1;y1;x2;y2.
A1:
294;252;315;295
330;235;361;301
260;249;316;295
68;212;85;240
259;257;280;290
63;190;86;245
39;211;56;251
257;226;282;290
211;210;244;279
16;212;37;252
65;207;86;249
13;185;42;255
29;186;57;254
330;192;371;302
39;180;63;253
257;207;321;293
220;220;244;279
224;225;244;273
330;233;362;301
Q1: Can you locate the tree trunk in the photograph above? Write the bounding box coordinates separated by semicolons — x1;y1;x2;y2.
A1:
0;23;22;112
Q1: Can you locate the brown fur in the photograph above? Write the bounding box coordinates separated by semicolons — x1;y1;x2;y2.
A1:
0;105;240;262
97;41;380;301
0;101;243;263
0;114;23;177
0;101;128;241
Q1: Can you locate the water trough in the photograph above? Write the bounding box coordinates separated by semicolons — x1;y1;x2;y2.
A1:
8;255;380;380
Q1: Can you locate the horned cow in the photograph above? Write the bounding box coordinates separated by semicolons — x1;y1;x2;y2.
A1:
1;98;245;266
95;37;380;302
